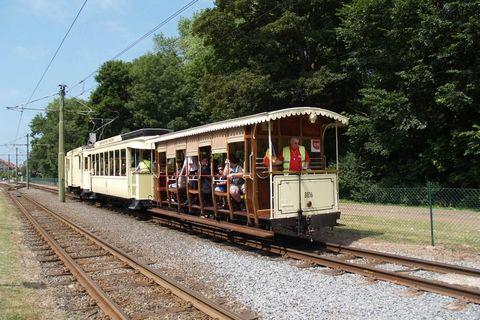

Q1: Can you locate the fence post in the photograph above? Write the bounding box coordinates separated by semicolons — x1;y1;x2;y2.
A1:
427;181;435;246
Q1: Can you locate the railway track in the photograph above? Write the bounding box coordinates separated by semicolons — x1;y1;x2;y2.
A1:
150;214;480;304
7;189;250;320
27;183;480;305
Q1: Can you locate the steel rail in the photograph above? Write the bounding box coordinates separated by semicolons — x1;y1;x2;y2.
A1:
323;243;480;278
152;216;480;304
28;184;480;304
18;192;250;320
7;191;129;320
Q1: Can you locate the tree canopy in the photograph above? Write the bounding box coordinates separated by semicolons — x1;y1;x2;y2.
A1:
29;0;480;191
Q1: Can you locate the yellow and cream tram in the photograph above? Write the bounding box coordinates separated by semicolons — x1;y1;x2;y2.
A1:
66;107;348;239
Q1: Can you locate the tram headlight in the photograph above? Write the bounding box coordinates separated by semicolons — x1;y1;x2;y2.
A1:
309;113;317;123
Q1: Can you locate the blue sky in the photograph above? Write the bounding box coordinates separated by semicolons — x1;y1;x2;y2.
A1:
0;0;214;164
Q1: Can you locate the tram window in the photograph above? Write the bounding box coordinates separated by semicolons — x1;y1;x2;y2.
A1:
100;153;104;175
98;153;101;176
228;142;245;168
84;156;89;170
78;157;81;169
120;149;126;176
158;152;167;175
104;152;108;175
96;154;99;175
167;158;175;174
109;151;114;176
114;150;119;176
212;153;226;174
131;149;140;169
176;150;185;170
106;152;109;176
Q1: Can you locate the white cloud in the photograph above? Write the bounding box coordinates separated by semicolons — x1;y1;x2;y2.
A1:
11;46;49;61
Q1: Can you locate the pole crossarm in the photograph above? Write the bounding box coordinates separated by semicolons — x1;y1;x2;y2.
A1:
0;143;28;146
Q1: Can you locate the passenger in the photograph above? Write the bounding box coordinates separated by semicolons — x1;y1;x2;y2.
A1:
135;158;151;173
225;157;245;203
168;168;186;189
213;165;227;208
183;157;199;189
270;136;310;172
200;157;211;195
214;165;227;192
262;146;280;169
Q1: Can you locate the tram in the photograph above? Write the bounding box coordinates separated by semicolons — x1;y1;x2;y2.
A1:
65;107;348;239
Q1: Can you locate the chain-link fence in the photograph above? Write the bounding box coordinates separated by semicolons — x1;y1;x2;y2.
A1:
29;177;58;186
28;177;479;250
338;183;480;250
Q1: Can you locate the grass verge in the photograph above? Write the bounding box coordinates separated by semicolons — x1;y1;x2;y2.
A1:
338;214;480;250
0;190;65;320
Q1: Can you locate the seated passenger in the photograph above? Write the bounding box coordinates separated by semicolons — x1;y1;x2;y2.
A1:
184;157;199;189
168;171;186;189
225;157;245;203
262;147;280;169
200;157;211;195
214;165;227;192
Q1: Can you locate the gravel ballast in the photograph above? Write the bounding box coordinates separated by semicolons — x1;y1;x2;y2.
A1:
23;189;480;320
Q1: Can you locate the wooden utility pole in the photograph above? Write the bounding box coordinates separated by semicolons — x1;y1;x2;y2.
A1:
7;154;10;182
15;147;18;184
58;84;66;202
26;134;30;189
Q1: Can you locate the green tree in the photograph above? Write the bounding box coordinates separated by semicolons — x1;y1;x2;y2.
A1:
193;0;351;120
125;34;194;131
90;60;134;137
29;98;90;178
338;0;480;188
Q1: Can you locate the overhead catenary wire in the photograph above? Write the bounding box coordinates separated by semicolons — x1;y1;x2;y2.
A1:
6;92;59;111
13;0;88;142
67;0;286;98
26;0;88;105
67;0;200;94
7;0;287;128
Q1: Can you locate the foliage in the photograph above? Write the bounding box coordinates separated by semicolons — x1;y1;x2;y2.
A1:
28;1;480;189
338;0;480;189
193;0;351;118
29;98;90;178
90;60;134;137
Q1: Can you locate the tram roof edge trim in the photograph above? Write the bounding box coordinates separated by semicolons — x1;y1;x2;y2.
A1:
150;107;348;143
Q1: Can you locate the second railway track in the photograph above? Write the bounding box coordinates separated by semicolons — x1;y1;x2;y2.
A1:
7;189;251;320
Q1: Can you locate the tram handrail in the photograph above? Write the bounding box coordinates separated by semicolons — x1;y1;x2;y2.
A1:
259;169;338;175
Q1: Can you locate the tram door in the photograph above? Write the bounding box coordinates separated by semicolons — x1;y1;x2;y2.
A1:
154;151;167;204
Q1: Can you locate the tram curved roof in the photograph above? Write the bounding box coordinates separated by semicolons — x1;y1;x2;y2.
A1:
151;107;348;142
